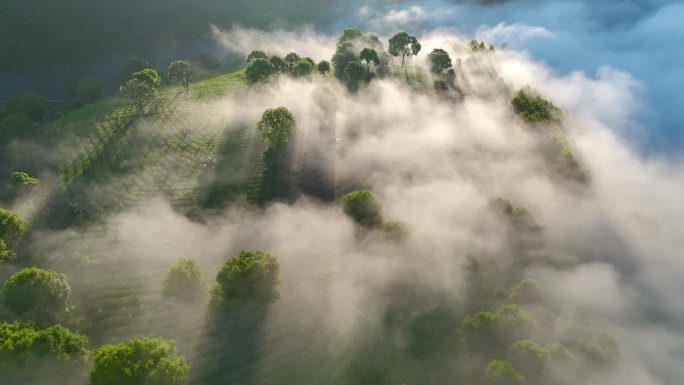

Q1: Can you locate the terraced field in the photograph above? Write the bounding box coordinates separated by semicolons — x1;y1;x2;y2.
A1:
35;69;355;385
43;70;264;222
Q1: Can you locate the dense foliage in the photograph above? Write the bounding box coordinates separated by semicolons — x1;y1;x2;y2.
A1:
1;91;46;122
168;61;192;92
292;59;315;77
246;58;274;84
256;107;297;150
89;338;188;385
0;207;24;245
210;249;281;311
0;321;88;366
511;89;559;122
389;32;422;71
162;257;206;301
428;48;453;74
342;189;383;228
3;268;71;324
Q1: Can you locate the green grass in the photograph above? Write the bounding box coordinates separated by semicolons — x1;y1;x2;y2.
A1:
37;69;257;226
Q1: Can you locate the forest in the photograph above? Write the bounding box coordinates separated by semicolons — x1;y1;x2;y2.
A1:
0;8;680;385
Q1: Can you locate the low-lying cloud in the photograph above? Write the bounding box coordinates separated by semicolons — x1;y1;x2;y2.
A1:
20;21;684;385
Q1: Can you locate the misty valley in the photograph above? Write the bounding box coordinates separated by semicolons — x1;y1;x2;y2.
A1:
1;6;682;385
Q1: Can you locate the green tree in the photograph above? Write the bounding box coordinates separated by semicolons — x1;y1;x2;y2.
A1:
284;52;301;71
337;28;364;43
360;48;380;73
0;239;15;263
0;321;88;378
3;268;71;324
470;40;487;52
434;80;449;91
508;278;542;304
162;257;206;301
89;338;188;385
381;221;409;241
511;89;559;123
507;339;549;377
388;32;421;76
341;189;383;228
0;113;36;140
121;69;161;115
317;60;331;76
7;171;39;188
5;171;39;201
490;198;542;233
269;55;287;73
292;59;314;77
482;359;527;385
131;68;161;88
428;48;452;74
331;28;366;80
167;60;192;92
247;50;268;63
497;304;536;341
117;58;150;86
344;60;366;92
460;310;501;349
575;334;618;367
76;76;105;104
1;92;46;122
0;207;24;245
121;78;156;116
246;58;274;84
256;107;296;151
210;249;281;310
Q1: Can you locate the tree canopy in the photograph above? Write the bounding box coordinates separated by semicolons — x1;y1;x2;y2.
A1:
507;339;548;377
121;78;156;116
131;68;161;88
511;89;559;123
0;207;24;245
360;48;380;72
341;189;383;228
284;52;301;70
317;60;331;76
168;60;192;92
118;58;151;85
246;58;274;84
428;48;452;74
1;92;46;122
3;267;71;324
292;59;315;77
4;172;39;202
388;32;421;71
270;55;287;73
256;107;296;150
331;28;367;80
89;337;188;385
210;249;281;310
247;50;268;63
0;321;88;377
0;240;15;263
0;321;88;363
482;359;527;385
344;61;366;92
162;257;206;302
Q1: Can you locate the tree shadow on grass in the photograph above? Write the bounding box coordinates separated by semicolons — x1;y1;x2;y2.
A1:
190;305;269;385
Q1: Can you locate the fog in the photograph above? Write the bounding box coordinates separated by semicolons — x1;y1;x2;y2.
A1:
13;23;684;385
